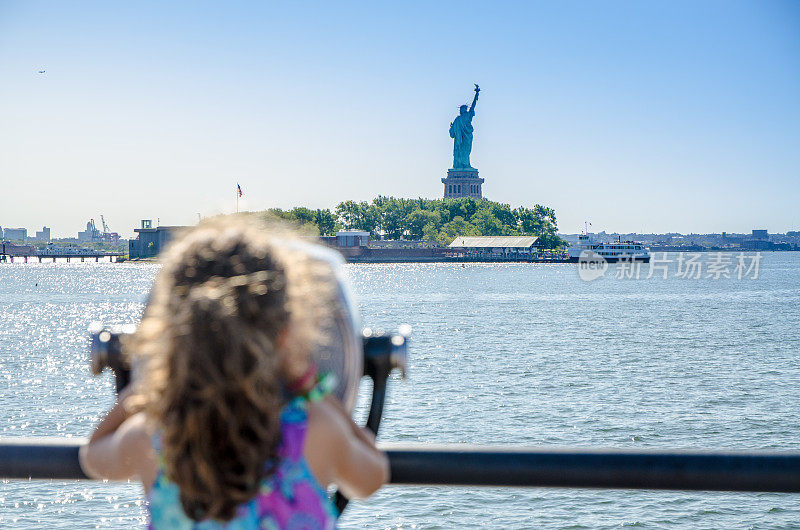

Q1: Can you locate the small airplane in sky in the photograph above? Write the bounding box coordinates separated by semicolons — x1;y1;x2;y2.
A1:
38;69;46;74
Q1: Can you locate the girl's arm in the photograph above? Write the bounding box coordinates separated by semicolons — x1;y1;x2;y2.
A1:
87;396;129;444
80;409;156;486
306;396;389;499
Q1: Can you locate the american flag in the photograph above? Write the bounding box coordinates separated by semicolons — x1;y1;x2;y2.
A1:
237;184;243;197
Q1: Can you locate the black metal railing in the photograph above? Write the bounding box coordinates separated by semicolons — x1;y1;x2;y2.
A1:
2;438;799;493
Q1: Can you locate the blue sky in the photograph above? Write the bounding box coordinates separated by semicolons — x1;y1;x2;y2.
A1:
1;1;798;237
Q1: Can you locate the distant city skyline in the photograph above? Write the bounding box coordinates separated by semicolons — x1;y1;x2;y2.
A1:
1;1;799;237
3;219;799;244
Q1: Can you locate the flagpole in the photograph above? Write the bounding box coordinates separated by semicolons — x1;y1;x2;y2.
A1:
236;187;239;214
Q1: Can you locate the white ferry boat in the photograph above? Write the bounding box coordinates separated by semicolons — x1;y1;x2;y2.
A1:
568;233;651;262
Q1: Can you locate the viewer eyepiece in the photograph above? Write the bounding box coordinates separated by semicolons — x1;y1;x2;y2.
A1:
88;322;133;393
88;323;410;393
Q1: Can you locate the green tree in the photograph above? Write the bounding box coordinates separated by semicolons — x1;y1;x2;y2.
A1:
422;222;439;241
444;197;479;224
334;201;362;229
405;209;442;239
312;209;337;235
266;195;563;247
370;196;415;239
335;201;378;234
289;207;316;225
471;209;503;236
436;216;479;245
489;202;518;231
264;208;295;222
516;207;543;234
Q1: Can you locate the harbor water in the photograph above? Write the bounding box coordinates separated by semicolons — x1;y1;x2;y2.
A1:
1;253;799;528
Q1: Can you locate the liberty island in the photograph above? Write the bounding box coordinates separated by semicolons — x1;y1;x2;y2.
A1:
442;84;484;199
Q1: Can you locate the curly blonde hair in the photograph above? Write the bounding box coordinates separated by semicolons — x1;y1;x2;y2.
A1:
129;215;334;521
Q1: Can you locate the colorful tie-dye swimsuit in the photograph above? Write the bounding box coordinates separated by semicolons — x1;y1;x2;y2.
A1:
147;375;339;529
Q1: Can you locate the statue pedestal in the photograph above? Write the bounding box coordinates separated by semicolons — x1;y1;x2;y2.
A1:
442;169;484;199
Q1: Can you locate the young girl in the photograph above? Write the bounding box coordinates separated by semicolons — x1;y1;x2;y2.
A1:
80;216;389;529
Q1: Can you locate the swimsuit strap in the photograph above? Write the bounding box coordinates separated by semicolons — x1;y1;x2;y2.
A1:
306;371;337;402
288;371;338;411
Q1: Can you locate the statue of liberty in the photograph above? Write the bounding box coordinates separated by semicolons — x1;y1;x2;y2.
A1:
449;84;480;169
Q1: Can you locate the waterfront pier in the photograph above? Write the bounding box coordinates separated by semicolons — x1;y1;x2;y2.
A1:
0;246;122;264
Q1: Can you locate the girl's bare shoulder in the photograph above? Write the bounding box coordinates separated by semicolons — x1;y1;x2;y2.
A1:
304;398;350;487
306;398;349;442
117;412;158;488
117;412;156;456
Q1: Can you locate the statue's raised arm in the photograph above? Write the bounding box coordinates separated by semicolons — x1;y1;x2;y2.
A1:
469;84;480;114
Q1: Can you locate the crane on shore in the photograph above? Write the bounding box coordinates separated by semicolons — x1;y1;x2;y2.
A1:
98;214;119;243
